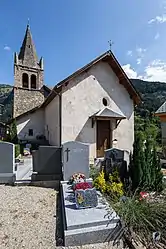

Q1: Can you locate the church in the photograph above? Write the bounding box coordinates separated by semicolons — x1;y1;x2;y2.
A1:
10;24;141;162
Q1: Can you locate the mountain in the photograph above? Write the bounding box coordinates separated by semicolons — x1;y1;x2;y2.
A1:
0;84;13;103
131;79;166;117
0;79;166;122
0;84;13;122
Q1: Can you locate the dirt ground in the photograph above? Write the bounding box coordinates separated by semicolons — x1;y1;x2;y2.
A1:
0;185;125;249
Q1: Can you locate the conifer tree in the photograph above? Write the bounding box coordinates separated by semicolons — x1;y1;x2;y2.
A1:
131;131;145;190
10;119;18;144
152;146;163;192
144;136;152;188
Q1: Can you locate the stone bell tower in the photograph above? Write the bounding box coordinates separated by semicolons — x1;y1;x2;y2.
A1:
13;23;45;118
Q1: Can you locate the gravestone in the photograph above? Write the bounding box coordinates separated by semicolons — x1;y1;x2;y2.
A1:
104;148;129;182
62;141;89;181
32;146;62;181
0;141;15;184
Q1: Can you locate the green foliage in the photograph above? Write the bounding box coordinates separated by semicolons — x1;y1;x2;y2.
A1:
130;131;145;190
15;144;20;158
94;169;124;199
93;170;106;193
152;146;163;192
89;166;100;180
10;119;18;144
112;195;166;246
132;79;166;117
130;129;163;192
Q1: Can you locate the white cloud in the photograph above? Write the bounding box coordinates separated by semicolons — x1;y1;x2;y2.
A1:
143;60;166;82
136;47;146;54
122;64;138;79
4;45;11;51
137;58;142;65
127;50;133;56
154;33;160;40
135;47;146;65
148;14;166;24
122;60;166;82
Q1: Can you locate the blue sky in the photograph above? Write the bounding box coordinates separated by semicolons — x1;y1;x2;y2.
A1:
0;0;166;86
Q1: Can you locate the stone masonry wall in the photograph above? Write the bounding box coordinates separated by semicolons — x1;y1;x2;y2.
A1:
14;65;44;90
13;88;44;118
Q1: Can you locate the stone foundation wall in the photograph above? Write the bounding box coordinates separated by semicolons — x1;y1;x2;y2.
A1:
13;88;44;118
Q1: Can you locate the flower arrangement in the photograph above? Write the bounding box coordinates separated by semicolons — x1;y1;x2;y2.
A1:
69;173;86;185
73;182;92;191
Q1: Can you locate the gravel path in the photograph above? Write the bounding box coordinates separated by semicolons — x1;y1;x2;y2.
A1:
0;185;125;249
0;185;56;249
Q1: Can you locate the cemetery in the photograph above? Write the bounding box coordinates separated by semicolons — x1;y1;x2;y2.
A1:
0;137;166;248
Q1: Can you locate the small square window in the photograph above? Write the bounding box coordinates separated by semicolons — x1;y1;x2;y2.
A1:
28;129;33;136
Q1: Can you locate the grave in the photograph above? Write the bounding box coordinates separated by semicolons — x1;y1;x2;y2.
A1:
62;141;89;181
61;141;120;246
104;148;130;182
0;141;16;184
32;145;62;181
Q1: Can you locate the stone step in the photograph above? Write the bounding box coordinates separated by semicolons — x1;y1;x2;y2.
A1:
64;221;121;246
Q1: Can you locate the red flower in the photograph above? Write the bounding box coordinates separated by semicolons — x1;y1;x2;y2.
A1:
73;182;92;191
139;191;149;201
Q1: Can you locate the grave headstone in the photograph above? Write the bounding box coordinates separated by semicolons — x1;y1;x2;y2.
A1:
62;141;89;181
104;148;129;182
32;146;62;181
0;141;15;184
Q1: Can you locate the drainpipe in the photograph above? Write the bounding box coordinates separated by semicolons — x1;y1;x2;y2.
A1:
52;89;62;147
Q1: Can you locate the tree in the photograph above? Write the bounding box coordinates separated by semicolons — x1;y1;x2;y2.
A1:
131;131;145;190
152;146;163;192
10;119;18;144
144;136;152;188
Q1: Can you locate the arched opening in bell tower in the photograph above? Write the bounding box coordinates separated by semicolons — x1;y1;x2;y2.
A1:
22;73;29;88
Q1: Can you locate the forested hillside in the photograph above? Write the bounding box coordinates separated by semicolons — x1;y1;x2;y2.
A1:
132;79;166;117
0;84;13;122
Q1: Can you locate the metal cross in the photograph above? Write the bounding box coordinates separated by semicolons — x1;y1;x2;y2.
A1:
27;18;30;27
108;40;114;50
65;148;70;162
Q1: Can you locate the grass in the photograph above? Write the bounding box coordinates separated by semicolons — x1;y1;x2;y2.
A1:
110;194;166;247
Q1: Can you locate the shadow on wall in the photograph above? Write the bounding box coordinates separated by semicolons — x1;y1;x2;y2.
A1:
75;118;95;145
17;118;45;142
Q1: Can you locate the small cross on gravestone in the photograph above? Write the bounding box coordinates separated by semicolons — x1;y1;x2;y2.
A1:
65;148;70;162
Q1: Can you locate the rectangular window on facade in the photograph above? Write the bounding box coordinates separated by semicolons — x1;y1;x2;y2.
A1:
28;129;33;136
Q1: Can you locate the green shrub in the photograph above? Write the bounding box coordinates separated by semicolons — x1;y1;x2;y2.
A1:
112;195;166;246
94;169;124;199
89;166;100;180
15;144;20;158
10;119;18;144
130;132;163;192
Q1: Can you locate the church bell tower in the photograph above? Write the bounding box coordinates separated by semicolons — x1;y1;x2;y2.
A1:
13;24;45;118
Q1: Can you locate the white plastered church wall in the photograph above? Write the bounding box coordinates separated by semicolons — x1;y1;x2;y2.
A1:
44;94;60;146
61;61;134;160
16;109;45;141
